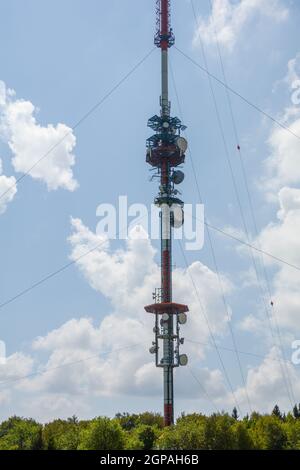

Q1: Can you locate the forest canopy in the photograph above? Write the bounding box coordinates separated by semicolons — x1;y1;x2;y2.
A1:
0;406;300;450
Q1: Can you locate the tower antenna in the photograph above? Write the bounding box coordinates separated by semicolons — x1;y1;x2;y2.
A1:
145;0;189;427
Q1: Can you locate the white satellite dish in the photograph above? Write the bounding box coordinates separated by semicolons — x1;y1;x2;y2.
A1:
179;354;188;366
171;205;184;228
176;137;188;154
178;312;187;325
162;313;169;322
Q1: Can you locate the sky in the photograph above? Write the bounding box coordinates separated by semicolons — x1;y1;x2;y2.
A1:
0;0;300;422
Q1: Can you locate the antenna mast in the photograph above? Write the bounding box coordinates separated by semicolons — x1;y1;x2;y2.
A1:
145;0;189;427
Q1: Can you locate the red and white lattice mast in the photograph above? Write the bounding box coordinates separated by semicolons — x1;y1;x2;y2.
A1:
145;0;189;427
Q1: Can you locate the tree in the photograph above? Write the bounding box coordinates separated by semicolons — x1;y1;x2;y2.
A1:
293;404;300;419
137;412;164;429
232;422;254;450
135;425;159;450
158;415;208;450
272;405;283;420
156;425;180;450
125;425;159;450
250;416;287;450
158;421;206;450
115;412;163;432
115;413;138;431
232;407;239;421
43;419;80;450
78;418;125;450
204;414;236;450
284;418;300;449
0;417;42;450
67;415;79;424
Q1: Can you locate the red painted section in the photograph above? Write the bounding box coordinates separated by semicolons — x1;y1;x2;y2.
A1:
161;0;169;50
162;250;170;301
164;404;173;426
144;302;189;314
161;0;169;35
161;160;168;185
146;144;185;168
161;160;170;302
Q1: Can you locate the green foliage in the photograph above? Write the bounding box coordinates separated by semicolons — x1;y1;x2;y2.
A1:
115;412;163;431
232;422;254;450
203;414;236;450
135;425;159;450
160;421;206;450
0;409;299;450
249;415;287;450
43;419;81;450
283;418;300;449
0;416;42;450
137;412;164;429
158;413;250;450
232;407;239;420
125;425;159;450
293;404;300;419
272;405;283;420
78;417;125;450
115;413;138;431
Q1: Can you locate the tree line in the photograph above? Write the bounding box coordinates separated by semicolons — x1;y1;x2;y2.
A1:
0;405;300;450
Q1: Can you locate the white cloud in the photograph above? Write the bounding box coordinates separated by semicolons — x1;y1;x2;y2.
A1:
33;317;101;352
285;53;300;87
0;80;78;191
252;54;300;332
239;314;267;335
0;158;17;214
264;117;300;192
0;352;34;405
228;347;300;412
0;352;34;381
68;217;233;345
194;0;289;52
23;393;90;423
3;212;300;418
210;53;300;411
0;218;235;419
24;315;229;404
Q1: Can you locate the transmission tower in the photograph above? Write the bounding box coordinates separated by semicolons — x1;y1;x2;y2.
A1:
144;0;189;427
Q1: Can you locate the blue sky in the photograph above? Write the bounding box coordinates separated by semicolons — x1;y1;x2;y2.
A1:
0;0;300;422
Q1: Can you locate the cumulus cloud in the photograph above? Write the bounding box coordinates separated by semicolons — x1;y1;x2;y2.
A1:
68;217;233;346
42;218;232;401
263;55;300;193
258;201;300;331
22;393;90;423
0;158;17;214
227;347;300;412
264;117;300;192
0;218;235;419
23;315;229;405
0;352;34;405
0;80;78;191
3;212;300;418
253;54;300;332
194;0;289;52
208;53;300;409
